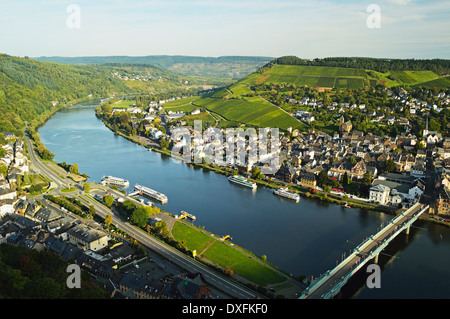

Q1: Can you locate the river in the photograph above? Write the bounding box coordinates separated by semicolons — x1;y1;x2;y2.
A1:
38;101;450;298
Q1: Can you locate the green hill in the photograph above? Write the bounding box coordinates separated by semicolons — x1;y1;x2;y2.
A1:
261;56;450;89
33;55;273;80
0;54;216;136
164;56;450;133
246;64;447;89
164;81;307;131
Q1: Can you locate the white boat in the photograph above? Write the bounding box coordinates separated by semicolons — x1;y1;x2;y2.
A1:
101;176;130;188
134;184;168;204
273;188;300;201
228;175;257;189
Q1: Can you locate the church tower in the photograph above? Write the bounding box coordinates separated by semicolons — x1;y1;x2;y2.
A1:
423;116;429;137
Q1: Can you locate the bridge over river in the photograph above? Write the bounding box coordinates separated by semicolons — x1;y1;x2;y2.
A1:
299;202;430;299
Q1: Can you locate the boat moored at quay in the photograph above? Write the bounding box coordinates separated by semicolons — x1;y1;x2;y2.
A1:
273;188;300;202
134;184;168;204
101;176;130;188
228;175;257;189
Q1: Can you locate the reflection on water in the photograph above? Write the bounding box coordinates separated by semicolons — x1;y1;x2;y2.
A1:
38;103;450;298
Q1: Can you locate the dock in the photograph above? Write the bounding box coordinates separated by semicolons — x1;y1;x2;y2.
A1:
176;211;196;221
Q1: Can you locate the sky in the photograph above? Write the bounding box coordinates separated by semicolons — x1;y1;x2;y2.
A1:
1;0;449;59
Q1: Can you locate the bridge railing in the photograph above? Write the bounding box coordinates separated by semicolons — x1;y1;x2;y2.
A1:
300;203;428;299
318;204;429;299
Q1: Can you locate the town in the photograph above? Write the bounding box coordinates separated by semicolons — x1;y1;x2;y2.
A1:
1;83;449;299
0;133;227;299
95;86;450;221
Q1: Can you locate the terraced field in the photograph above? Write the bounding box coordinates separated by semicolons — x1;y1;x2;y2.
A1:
161;62;449;134
257;65;369;89
412;75;450;88
162;96;199;113
192;97;305;130
388;70;440;85
251;64;446;89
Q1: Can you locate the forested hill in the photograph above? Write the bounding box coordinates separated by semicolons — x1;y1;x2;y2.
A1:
0;54;211;136
271;56;450;76
0;54;135;136
34;55;274;80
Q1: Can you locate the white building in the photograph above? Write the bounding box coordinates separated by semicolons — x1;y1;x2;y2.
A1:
369;184;390;205
0;200;15;217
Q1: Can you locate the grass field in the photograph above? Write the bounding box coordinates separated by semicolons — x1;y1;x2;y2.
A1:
202;241;285;286
228;83;254;98
412;75;450;88
179;112;217;129
193;97;306;130
111;100;135;108
171;221;216;253
171;221;286;286
259;65;370;89
162;96;199;113
253;64;446;89
388;70;440;84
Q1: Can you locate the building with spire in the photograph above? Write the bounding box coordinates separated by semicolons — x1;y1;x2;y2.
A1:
423;115;442;145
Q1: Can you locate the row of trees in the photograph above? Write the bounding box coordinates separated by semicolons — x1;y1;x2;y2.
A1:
273;56;450;75
46;194;95;219
58;162;79;174
27;126;55;160
106;197;160;228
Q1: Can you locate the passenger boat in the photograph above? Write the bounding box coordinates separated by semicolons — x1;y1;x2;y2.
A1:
228;175;257;189
101;176;130;188
273;188;300;201
134;184;168;204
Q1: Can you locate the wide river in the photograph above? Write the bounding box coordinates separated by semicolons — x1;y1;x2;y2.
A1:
38;101;450;298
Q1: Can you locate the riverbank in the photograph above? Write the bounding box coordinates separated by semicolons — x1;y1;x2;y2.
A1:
100;120;450;233
37;102;450;299
115;127;397;214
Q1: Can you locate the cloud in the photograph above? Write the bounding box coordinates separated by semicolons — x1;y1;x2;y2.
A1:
387;0;413;5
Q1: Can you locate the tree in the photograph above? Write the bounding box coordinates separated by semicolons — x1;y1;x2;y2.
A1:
251;167;261;179
160;138;170;150
69;164;79;175
385;159;396;173
130;206;149;228
317;170;329;186
362;171;373;186
23;172;30;185
341;172;349;189
104;215;113;227
103;195;114;208
224;268;234;276
88;205;96;217
121;199;136;216
0;163;7;178
82;183;90;192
